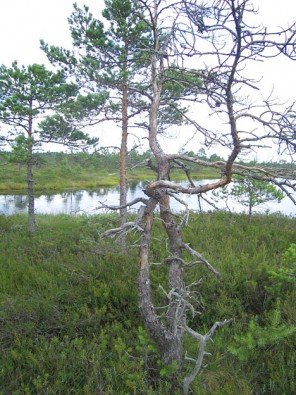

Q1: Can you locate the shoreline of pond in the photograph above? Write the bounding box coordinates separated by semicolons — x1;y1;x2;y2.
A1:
1;181;295;217
0;172;221;196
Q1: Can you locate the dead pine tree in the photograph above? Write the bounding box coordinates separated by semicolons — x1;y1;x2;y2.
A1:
100;0;296;393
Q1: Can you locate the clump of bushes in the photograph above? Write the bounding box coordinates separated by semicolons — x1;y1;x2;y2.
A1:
0;212;295;394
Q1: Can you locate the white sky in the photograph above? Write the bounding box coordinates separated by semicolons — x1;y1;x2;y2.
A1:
0;0;102;66
0;0;295;160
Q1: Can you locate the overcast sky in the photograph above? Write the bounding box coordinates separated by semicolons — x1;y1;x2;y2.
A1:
0;0;102;66
0;0;295;160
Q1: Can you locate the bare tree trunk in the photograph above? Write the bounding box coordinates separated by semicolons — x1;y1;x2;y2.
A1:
159;194;185;364
27;105;36;234
119;87;128;233
138;195;183;365
101;2;296;393
138;198;169;349
27;145;36;234
248;200;252;222
137;11;186;362
119;37;129;246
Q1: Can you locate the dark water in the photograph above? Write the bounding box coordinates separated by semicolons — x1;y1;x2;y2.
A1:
0;180;295;216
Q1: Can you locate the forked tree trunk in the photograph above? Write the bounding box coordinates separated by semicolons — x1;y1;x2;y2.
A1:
138;195;184;366
136;9;187;364
159;194;185;363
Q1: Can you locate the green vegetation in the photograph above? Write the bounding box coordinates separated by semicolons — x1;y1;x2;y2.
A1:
213;176;285;221
0;212;295;394
0;151;220;193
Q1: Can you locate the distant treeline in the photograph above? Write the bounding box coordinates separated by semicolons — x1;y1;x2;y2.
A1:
1;149;293;171
0;150;294;194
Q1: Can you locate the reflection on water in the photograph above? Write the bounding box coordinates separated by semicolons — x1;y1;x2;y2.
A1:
0;181;295;216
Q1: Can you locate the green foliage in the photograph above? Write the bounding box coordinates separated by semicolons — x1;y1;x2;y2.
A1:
0;61;84;231
0;150;220;192
60;92;109;120
230;176;285;215
157;360;179;379
282;243;296;265
265;243;296;298
0;212;295;393
213;176;285;218
57;0;151;87
0;62;77;123
38;114;98;147
41;0;207;135
228;306;296;362
0;62;100;230
0;61;103;151
232;177;283;203
9;134;31;163
163;67;202;98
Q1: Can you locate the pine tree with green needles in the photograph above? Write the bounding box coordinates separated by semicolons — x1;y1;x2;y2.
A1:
0;62;102;233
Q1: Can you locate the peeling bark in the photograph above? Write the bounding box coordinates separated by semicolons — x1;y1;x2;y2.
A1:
101;1;296;393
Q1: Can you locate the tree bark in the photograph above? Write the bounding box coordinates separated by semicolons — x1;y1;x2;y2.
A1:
27;143;35;234
120;86;128;230
119;37;130;246
27;104;36;234
137;7;186;363
138;196;184;365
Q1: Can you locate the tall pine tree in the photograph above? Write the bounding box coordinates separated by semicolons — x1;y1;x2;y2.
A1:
42;0;151;234
0;62;103;232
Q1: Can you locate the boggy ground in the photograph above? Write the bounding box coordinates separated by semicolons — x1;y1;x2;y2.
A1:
0;151;219;193
0;211;295;394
